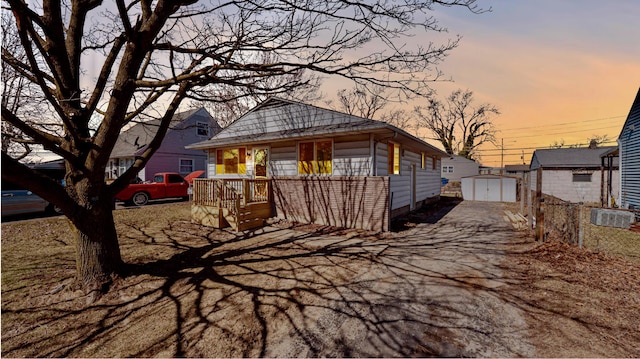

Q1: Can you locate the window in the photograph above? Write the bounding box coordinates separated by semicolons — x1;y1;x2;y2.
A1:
179;159;194;173
216;148;247;174
432;156;437;170
298;140;333;175
196;122;209;137
168;174;185;183
442;165;454;173
254;148;268;177
387;142;400;175
573;173;592;182
421;153;426;169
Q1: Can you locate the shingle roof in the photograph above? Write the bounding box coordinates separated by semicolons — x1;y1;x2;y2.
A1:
530;146;618;169
187;97;448;156
111;108;210;158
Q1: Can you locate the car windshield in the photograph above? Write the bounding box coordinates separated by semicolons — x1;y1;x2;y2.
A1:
153;175;164;183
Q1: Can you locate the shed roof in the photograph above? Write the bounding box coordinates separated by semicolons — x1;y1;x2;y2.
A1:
187;97;448;156
530;146;618;170
461;174;518;180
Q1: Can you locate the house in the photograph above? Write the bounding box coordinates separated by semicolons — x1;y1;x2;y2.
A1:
529;145;619;204
617;88;640;209
504;164;530;179
186;97;448;231
107;108;221;181
441;155;479;182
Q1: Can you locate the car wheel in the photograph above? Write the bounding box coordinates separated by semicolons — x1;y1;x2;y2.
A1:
132;192;149;206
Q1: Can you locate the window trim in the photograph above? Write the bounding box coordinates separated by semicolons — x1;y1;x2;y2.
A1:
297;139;333;175
387;142;401;175
179;158;195;174
572;172;592;182
196;121;210;137
215;147;247;175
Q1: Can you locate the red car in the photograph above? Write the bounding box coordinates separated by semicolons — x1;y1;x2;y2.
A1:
115;171;203;206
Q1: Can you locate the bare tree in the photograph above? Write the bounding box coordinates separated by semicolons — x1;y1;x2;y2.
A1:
550;134;611;149
414;89;499;159
326;83;412;130
2;0;484;294
196;56;323;128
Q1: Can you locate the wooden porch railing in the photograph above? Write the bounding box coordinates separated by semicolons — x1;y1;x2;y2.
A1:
192;178;271;208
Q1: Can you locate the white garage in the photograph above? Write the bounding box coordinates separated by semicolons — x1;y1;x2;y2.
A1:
461;175;517;202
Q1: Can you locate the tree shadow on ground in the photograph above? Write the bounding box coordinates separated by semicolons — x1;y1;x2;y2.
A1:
390;196;462;232
2;201;638;357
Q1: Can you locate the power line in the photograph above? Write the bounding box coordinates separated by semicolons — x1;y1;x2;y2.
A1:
498;115;625;132
504;125;622;140
474;140;618;153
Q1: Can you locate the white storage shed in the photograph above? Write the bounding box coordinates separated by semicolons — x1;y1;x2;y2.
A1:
461;175;517;202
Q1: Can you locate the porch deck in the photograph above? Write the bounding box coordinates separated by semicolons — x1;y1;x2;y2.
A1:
191;178;272;231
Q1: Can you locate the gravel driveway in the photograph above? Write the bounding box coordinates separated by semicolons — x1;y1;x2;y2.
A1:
265;200;536;357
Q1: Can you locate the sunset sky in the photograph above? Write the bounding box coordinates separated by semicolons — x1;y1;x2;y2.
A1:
25;1;640;168
415;0;640;166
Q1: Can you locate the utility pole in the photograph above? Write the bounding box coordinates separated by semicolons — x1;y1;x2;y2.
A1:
500;138;504;175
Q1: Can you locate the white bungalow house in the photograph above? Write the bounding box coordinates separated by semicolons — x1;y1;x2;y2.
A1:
108;108;221;181
529;145;619;204
186;97;448;231
441;155;480;182
617;88;640;209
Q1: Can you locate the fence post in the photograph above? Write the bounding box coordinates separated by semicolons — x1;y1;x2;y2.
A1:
535;168;544;241
527;172;533;231
578;205;584;248
520;176;525;214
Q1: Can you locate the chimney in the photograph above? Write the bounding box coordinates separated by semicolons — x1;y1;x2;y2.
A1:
589;139;598;149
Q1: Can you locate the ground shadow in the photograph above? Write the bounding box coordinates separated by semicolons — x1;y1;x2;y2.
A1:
390;196;462;232
2;201;637;357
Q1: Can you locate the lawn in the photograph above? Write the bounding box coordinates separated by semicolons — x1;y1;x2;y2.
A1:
2;201;640;357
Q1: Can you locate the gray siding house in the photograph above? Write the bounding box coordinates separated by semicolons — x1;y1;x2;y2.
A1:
618;88;640;209
187;97;447;231
441;155;479;182
108;108;221;181
529;146;619;204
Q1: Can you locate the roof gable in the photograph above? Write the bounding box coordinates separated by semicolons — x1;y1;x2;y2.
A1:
619;87;640;140
188;97;448;156
442;155;478;165
213;97;388;140
111;108;218;158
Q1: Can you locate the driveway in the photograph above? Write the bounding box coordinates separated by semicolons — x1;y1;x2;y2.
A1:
2;200;539;357
264;200;535;357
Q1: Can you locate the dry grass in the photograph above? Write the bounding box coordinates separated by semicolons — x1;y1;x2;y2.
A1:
2;201;640;357
503;238;640;357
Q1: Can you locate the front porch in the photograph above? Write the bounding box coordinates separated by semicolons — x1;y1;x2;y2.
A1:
191;178;272;231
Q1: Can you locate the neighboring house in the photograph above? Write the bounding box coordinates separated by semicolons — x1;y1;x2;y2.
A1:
441;155;479;181
187;97;448;232
529;146;619;204
504;164;530;179
107;108;221;181
618;87;640;209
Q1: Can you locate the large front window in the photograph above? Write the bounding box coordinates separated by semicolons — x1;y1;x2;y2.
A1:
216;148;246;174
298;140;332;175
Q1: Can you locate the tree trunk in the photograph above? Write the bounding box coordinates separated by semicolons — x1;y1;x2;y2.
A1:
71;200;123;293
